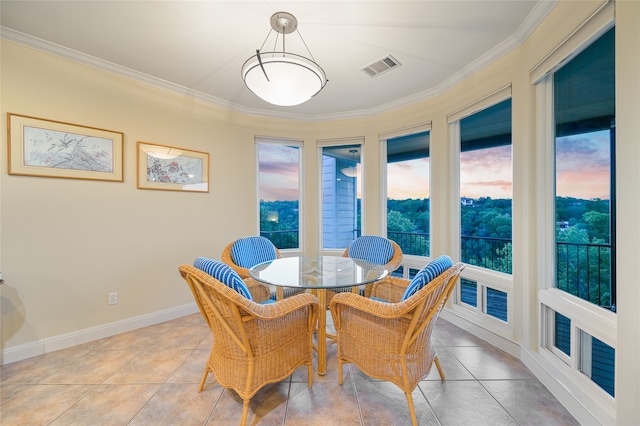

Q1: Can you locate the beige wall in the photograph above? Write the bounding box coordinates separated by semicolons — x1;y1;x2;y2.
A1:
1;0;638;423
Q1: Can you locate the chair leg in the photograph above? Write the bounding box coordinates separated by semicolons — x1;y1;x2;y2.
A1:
307;363;313;388
337;359;344;385
241;400;250;426
405;391;418;426
434;356;445;380
197;368;209;392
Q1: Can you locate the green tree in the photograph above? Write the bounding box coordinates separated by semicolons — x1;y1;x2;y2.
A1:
583;211;610;242
387;210;415;232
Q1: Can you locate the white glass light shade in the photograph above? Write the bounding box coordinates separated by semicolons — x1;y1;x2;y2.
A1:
242;52;327;107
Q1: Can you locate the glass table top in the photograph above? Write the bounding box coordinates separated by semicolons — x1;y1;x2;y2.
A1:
249;256;388;289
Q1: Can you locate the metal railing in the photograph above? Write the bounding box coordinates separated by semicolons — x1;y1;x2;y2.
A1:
261;229;613;309
260;230;299;249
387;231;429;257
556;241;613;309
461;236;512;274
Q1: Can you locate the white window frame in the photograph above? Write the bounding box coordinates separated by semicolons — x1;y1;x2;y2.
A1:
316;137;365;255
536;72;617;417
379;122;432;269
533;2;617;417
447;86;515;340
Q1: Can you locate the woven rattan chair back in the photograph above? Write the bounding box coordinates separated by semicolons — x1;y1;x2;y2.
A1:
323;236;403;303
179;264;319;426
221;236;282;279
341;235;403;272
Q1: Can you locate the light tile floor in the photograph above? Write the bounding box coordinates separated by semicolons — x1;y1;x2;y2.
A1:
0;313;579;425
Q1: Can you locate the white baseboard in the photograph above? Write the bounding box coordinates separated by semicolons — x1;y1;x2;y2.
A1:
1;303;199;365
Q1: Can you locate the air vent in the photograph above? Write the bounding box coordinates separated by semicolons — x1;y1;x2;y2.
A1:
361;55;402;77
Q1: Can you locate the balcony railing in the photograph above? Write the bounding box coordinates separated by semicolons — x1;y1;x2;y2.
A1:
387;231;429;257
260;230;299;249
261;229;613;309
556;241;613;309
461;236;512;274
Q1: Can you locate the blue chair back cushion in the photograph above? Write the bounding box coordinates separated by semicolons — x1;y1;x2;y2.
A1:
401;255;453;301
348;236;394;265
230;236;278;268
194;257;253;300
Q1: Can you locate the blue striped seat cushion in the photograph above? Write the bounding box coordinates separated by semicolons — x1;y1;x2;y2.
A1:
401;255;453;301
230;236;278;268
194;257;253;300
348;236;394;265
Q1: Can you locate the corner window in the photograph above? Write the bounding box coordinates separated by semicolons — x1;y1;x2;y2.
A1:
537;22;616;404
554;27;616;311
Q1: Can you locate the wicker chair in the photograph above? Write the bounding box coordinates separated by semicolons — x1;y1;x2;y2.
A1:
221;236;302;300
179;263;319;426
326;235;403;303
329;261;465;426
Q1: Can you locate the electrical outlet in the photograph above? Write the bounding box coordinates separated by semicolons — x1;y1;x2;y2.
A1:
108;292;118;305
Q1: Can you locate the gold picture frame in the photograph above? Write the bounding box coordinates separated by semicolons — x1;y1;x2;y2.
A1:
7;113;124;182
137;141;209;192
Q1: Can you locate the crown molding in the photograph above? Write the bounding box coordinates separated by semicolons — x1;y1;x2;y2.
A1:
0;1;557;123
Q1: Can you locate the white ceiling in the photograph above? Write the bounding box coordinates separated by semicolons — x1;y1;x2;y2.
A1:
0;1;556;121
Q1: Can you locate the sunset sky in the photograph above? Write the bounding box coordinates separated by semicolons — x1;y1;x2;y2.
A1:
259;129;611;202
387;158;430;200
555;130;611;200
460;145;512;199
258;144;300;202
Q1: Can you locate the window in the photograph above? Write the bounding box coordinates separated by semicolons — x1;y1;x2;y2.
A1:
319;141;362;250
485;287;508;322
537;21;616;406
554;27;616;311
554;311;571;357
385;131;430;257
579;330;615;397
459;99;513;274
257;139;302;250
459;278;478;308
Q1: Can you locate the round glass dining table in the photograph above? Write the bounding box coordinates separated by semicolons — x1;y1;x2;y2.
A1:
249;256;388;375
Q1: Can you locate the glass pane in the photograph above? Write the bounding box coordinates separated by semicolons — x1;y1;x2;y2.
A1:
554;311;571;356
258;143;300;249
485;287;507;322
321;144;361;249
579;330;615;397
460;278;477;307
386;131;430;256
460;99;512;274
554;27;615;311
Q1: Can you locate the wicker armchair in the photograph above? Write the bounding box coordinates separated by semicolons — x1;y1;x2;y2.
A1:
326;235;403;303
329;262;465;426
221;236;302;300
179;264;319;426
